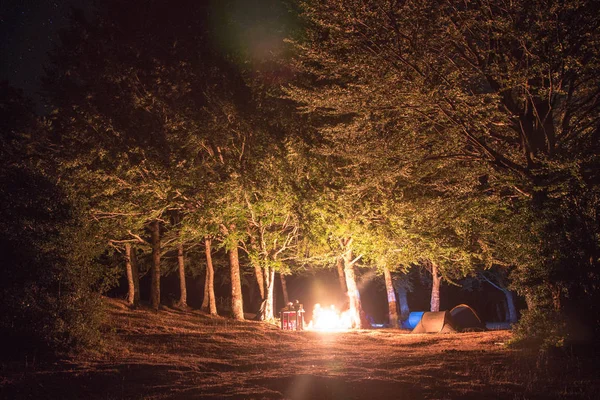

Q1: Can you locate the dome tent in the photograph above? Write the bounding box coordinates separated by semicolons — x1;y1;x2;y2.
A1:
449;304;485;332
401;311;425;329
411;311;457;334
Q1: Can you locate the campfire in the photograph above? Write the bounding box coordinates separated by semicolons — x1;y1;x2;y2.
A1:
306;303;352;332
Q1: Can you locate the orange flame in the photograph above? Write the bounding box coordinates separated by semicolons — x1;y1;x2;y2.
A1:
306;303;352;331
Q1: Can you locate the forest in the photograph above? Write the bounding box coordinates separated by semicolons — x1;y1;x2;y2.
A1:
1;0;599;366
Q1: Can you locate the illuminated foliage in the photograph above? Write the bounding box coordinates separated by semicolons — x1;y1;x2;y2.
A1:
288;0;600;340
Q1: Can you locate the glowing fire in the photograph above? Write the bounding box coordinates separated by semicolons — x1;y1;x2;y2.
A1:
306;303;352;331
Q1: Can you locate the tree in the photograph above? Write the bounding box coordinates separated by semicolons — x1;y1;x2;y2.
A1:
124;243;140;306
44;0;268;316
202;237;218;315
227;228;245;320
288;0;600;339
479;268;518;324
382;266;398;327
0;83;106;356
245;182;301;321
393;273;413;322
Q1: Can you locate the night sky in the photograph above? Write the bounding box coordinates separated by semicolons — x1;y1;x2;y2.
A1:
1;0;93;105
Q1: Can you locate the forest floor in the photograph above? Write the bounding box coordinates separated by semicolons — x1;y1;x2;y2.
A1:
1;298;599;400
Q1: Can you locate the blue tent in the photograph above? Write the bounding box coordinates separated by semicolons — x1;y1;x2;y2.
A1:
401;311;424;329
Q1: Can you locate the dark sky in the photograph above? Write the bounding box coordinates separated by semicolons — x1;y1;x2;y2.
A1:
1;0;291;108
0;0;93;102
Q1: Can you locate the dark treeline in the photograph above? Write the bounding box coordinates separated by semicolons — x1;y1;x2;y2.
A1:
1;0;598;357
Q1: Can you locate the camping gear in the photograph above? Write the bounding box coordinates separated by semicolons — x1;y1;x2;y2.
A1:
449;304;485;331
485;322;511;330
402;311;425;329
280;302;305;330
411;311;457;333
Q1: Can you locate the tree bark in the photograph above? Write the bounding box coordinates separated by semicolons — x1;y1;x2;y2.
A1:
430;262;441;312
503;289;518;323
336;256;347;293
395;284;410;321
131;245;140;305
264;267;276;321
125;243;139;306
201;274;209;312
204;237;217;315
383;266;398;328
229;241;244;320
249;234;265;301
524;290;536;311
279;273;289;305
177;243;187;308
254;264;265;300
150;220;161;311
342;242;363;328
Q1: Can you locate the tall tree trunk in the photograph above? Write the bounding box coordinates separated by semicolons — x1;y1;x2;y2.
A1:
336;257;347;293
201;274;209;312
383;266;398;328
249;234;265;301
150;220;161;311
342;243;363;328
279;273;289;305
125;243;139;306
503;289;518;323
254;264;265;301
131;245;140;305
430;262;441;312
204;237;217;315
177;243;187;308
264;267;276;321
524;290;536;311
229;242;244;320
395;285;410;321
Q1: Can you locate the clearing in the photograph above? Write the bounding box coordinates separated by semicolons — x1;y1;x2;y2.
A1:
1;298;598;399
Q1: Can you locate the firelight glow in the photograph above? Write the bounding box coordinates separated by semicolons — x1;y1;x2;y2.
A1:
306;303;352;332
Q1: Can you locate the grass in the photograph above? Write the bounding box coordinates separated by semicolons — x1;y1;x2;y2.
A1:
1;297;598;399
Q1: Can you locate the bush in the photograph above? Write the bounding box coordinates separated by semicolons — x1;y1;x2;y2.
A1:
0;166;107;358
510;309;568;351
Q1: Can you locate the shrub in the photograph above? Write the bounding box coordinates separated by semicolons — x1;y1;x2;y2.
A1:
510;309;568;351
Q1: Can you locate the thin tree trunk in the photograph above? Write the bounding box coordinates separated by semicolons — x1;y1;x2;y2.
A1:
150;220;161;311
131;245;140;305
204;237;217;315
430;262;440;312
249;234;265;301
201;273;209;312
524;290;536;311
503;289;518;323
177;243;187;308
229;241;244;320
264;267;276;321
336;257;347;293
480;273;517;323
343;245;363;328
279;273;289;305
383;266;398;328
254;264;265;300
125;243;139;306
395;285;410;321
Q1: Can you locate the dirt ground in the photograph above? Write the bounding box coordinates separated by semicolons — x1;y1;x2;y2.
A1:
1;298;598;399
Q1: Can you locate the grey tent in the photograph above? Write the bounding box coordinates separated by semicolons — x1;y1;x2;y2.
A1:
449;304;485;331
411;311;457;333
